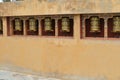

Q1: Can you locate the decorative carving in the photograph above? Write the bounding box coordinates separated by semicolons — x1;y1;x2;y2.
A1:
44;17;53;32
113;16;120;33
90;16;100;32
29;18;37;31
61;17;70;32
15;18;22;31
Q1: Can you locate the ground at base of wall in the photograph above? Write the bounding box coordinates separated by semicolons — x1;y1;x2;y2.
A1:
0;70;108;80
0;70;61;80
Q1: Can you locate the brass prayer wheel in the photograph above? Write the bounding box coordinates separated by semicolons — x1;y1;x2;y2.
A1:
90;16;100;32
44;17;53;32
0;20;2;31
61;17;70;32
29;18;37;31
113;16;120;33
15;19;22;31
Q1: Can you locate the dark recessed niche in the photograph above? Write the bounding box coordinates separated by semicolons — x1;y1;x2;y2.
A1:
108;16;120;38
26;18;39;35
85;16;104;37
12;18;23;35
0;19;3;35
58;17;73;37
41;17;55;36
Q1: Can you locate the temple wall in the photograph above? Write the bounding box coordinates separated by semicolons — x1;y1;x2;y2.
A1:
0;15;119;80
0;0;120;80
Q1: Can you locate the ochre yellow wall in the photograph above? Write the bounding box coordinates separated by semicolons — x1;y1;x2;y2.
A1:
0;15;120;80
0;0;120;79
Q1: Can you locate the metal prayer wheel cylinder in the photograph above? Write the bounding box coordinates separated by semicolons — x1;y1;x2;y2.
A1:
29;18;37;31
44;17;53;32
15;19;22;31
113;17;120;33
61;17;70;32
0;20;2;31
90;16;100;32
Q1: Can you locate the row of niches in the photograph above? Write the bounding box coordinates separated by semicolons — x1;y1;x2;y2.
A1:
4;17;74;37
83;16;120;38
1;15;120;38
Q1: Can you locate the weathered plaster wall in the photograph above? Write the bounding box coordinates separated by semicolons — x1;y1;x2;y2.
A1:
0;15;119;80
0;0;120;80
0;0;120;16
